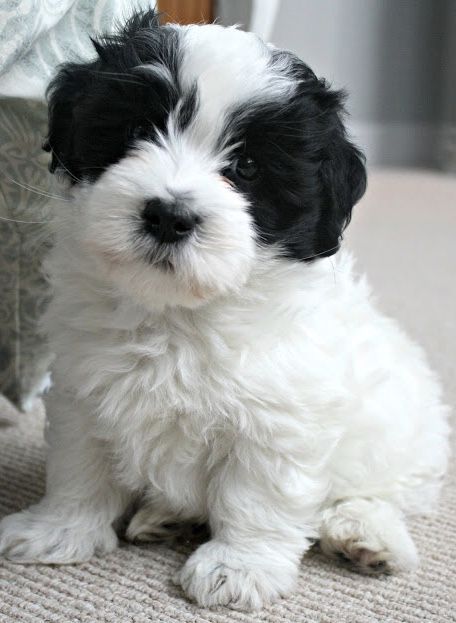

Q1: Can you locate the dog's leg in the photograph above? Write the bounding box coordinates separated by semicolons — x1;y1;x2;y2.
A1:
319;497;418;574
175;445;323;610
0;392;130;564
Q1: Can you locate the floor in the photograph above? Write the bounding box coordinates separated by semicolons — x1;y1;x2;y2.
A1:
0;169;455;622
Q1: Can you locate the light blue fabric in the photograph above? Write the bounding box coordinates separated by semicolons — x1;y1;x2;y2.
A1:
0;0;148;99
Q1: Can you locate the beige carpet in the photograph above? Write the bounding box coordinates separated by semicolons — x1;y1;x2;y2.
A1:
1;169;455;622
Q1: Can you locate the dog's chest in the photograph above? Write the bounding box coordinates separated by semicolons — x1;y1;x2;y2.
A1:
90;316;244;502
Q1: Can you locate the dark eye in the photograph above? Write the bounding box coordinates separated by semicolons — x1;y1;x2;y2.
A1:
234;155;259;181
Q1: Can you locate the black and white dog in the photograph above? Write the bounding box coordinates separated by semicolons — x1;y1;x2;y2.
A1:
0;10;449;610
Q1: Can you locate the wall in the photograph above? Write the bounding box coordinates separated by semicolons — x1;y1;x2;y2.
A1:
269;0;456;168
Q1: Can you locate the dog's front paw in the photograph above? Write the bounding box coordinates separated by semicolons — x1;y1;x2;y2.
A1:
0;507;117;564
175;540;297;610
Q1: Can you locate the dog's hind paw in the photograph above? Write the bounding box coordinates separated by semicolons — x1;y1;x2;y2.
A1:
319;497;419;574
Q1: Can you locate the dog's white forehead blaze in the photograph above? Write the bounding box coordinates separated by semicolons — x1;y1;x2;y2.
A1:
175;24;295;143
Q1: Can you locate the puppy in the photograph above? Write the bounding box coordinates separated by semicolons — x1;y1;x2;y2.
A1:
0;10;450;611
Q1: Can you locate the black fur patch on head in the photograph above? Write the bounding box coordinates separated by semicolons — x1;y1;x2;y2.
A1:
45;9;183;182
176;83;199;131
221;52;367;262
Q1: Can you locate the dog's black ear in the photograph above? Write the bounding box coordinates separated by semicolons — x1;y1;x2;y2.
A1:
44;8;164;182
280;56;367;260
45;61;94;180
317;120;367;257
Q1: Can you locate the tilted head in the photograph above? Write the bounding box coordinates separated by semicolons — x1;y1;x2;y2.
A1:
45;9;366;309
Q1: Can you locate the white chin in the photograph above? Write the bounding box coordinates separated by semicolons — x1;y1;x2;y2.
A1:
103;254;252;311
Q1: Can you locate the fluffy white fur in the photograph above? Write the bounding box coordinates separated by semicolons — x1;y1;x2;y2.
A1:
0;22;450;611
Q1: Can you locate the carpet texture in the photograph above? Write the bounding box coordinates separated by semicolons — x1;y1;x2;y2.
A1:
0;169;455;622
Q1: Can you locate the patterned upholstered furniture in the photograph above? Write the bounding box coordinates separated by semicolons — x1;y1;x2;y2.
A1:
0;0;149;409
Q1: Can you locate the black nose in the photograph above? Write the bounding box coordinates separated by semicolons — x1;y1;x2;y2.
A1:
142;198;199;244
